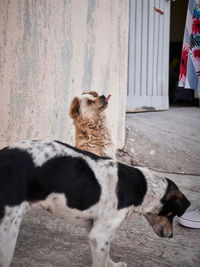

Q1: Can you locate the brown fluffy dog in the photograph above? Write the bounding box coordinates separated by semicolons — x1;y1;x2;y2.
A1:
69;91;116;158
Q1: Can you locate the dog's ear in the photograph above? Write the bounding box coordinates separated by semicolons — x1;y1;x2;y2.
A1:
161;195;190;217
175;195;190;216
69;97;80;119
160;179;190;217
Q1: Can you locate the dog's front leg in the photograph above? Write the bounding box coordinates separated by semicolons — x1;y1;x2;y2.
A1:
88;216;127;267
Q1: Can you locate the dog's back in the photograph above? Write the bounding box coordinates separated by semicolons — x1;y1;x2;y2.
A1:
0;141;104;216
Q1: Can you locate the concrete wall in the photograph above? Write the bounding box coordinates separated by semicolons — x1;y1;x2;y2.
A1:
0;0;129;149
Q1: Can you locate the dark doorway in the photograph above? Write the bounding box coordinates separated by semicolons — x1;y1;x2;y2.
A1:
169;0;199;106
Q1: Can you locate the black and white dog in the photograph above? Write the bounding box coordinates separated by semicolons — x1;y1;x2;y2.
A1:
0;140;190;267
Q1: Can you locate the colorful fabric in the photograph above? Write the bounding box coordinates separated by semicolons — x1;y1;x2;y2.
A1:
179;0;200;90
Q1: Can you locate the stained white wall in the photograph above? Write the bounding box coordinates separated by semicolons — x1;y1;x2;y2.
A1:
0;0;129;149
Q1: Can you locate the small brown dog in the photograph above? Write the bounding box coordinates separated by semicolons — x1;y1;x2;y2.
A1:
69;91;116;158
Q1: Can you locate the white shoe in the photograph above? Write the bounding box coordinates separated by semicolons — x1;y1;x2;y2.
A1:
179;210;200;229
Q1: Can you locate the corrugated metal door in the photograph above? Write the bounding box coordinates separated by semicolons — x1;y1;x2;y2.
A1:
127;0;171;112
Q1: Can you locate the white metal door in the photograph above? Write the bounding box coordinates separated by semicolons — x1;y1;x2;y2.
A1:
127;0;171;112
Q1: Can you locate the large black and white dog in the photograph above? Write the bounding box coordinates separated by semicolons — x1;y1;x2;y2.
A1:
0;140;190;267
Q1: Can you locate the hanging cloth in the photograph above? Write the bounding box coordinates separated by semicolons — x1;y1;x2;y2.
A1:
179;0;200;90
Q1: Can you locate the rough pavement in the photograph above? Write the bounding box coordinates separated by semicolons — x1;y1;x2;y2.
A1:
11;107;200;267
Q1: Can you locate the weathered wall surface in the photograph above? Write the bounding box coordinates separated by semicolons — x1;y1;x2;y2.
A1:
0;0;129;149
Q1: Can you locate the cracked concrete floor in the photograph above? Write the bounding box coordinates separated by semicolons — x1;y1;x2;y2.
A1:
11;107;200;267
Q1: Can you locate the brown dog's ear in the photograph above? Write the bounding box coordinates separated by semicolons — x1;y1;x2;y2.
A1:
69;97;80;119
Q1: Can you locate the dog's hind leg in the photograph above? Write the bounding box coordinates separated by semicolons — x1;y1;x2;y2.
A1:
0;202;29;267
88;214;127;267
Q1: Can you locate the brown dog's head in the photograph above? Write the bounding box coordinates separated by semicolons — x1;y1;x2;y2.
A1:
144;179;190;238
69;91;111;120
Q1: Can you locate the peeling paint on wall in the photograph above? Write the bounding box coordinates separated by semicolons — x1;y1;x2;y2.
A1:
0;0;129;149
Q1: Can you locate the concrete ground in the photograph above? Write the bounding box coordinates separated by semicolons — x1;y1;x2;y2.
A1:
12;107;200;267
